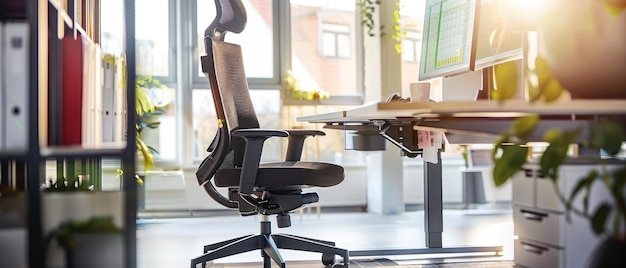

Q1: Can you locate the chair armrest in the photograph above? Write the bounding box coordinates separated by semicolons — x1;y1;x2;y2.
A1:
232;129;288;196
284;129;326;161
232;129;288;138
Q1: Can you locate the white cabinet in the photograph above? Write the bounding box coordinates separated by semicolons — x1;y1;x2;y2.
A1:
512;159;621;268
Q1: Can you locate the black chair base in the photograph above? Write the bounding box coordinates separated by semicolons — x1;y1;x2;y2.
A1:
191;219;349;268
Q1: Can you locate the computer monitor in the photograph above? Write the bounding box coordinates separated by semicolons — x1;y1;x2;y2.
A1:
419;0;479;81
471;0;523;71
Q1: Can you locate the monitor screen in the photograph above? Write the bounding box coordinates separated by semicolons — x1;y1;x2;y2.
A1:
419;0;479;81
471;0;523;70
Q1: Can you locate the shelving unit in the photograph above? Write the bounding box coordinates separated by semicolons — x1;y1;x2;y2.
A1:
1;0;136;267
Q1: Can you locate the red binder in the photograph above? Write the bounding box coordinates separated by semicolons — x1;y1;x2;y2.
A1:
61;33;84;145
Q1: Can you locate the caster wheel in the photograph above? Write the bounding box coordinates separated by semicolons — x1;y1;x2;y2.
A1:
331;264;346;268
322;253;336;266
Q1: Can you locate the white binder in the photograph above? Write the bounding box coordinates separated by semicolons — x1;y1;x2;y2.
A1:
81;37;104;146
81;37;94;146
91;45;103;145
0;22;4;151
114;56;126;142
102;55;116;142
102;54;125;143
3;22;29;152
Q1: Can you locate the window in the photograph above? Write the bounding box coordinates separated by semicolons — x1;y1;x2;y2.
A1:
101;0;179;163
135;0;176;80
125;0;373;166
290;0;362;99
192;0;281;161
192;90;281;161
401;31;421;63
321;23;351;58
193;0;277;87
100;0;124;56
400;1;428;97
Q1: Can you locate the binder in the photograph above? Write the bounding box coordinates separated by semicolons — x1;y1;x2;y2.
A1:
114;55;126;142
81;38;96;146
3;22;29;152
102;55;116;142
0;22;4;151
93;46;103;145
61;33;84;145
102;54;124;142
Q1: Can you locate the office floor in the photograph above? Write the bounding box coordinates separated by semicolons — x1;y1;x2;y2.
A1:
137;205;514;268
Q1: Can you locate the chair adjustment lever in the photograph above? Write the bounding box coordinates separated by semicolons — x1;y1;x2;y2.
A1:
240;194;282;215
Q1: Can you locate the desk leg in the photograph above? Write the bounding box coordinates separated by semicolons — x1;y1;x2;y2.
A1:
424;152;442;248
349;150;504;258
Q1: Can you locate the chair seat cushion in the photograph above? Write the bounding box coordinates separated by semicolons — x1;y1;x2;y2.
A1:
214;161;344;188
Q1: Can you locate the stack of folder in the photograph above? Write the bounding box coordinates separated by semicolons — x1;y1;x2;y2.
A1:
1;19;127;152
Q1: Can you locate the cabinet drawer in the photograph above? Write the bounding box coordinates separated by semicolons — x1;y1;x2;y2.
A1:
514;239;562;268
535;174;563;212
514;206;564;247
512;168;534;207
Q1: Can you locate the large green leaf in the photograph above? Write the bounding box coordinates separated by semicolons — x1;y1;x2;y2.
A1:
565;170;597;222
136;86;155;116
541;143;569;179
591;204;611;235
541;128;580;179
591;121;625;156
136;135;155;171
493;145;528;187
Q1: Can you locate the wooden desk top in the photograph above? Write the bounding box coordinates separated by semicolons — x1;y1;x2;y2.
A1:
297;100;626;123
297;100;626;144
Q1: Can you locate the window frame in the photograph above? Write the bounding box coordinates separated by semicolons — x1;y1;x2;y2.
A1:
182;0;367;166
190;0;365;101
320;22;352;59
401;30;422;63
191;0;284;90
283;0;365;105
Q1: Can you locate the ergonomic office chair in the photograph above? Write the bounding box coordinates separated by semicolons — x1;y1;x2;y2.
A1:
192;0;349;267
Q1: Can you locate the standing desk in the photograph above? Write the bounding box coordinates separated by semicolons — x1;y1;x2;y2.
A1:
296;99;626;257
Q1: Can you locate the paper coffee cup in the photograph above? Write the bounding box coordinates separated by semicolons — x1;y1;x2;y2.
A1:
410;82;431;101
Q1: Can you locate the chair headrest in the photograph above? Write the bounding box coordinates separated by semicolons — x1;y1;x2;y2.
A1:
204;0;247;40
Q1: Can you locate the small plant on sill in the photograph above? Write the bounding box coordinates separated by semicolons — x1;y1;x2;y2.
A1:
43;176;94;192
282;70;330;101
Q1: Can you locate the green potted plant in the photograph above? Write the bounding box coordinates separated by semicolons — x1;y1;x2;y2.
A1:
135;75;171;171
132;75;171;210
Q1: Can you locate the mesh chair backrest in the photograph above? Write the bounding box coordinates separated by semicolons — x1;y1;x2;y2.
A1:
212;40;260;168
